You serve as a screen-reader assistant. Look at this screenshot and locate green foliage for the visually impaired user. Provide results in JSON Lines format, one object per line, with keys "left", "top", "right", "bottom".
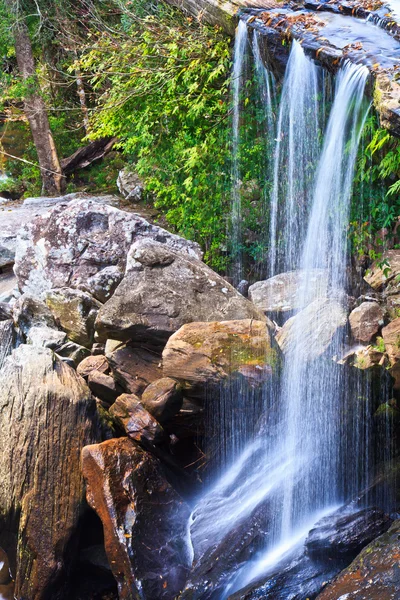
{"left": 76, "top": 1, "right": 232, "bottom": 269}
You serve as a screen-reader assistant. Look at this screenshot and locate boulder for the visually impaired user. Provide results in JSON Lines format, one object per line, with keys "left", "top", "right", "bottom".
{"left": 276, "top": 298, "right": 347, "bottom": 359}
{"left": 109, "top": 394, "right": 164, "bottom": 444}
{"left": 162, "top": 319, "right": 279, "bottom": 398}
{"left": 88, "top": 371, "right": 121, "bottom": 405}
{"left": 382, "top": 317, "right": 400, "bottom": 389}
{"left": 95, "top": 239, "right": 265, "bottom": 345}
{"left": 0, "top": 303, "right": 12, "bottom": 321}
{"left": 0, "top": 320, "right": 15, "bottom": 368}
{"left": 141, "top": 378, "right": 183, "bottom": 423}
{"left": 305, "top": 507, "right": 392, "bottom": 562}
{"left": 77, "top": 355, "right": 109, "bottom": 379}
{"left": 46, "top": 288, "right": 101, "bottom": 348}
{"left": 26, "top": 325, "right": 67, "bottom": 349}
{"left": 316, "top": 519, "right": 400, "bottom": 599}
{"left": 364, "top": 250, "right": 400, "bottom": 291}
{"left": 14, "top": 198, "right": 202, "bottom": 297}
{"left": 81, "top": 437, "right": 192, "bottom": 600}
{"left": 55, "top": 341, "right": 90, "bottom": 367}
{"left": 106, "top": 342, "right": 162, "bottom": 395}
{"left": 248, "top": 269, "right": 328, "bottom": 314}
{"left": 13, "top": 294, "right": 56, "bottom": 336}
{"left": 349, "top": 301, "right": 385, "bottom": 343}
{"left": 0, "top": 345, "right": 99, "bottom": 599}
{"left": 349, "top": 345, "right": 388, "bottom": 370}
{"left": 116, "top": 168, "right": 144, "bottom": 202}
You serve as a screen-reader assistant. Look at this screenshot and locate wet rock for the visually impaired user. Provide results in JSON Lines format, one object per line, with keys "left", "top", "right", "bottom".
{"left": 95, "top": 239, "right": 264, "bottom": 345}
{"left": 348, "top": 345, "right": 387, "bottom": 370}
{"left": 81, "top": 437, "right": 192, "bottom": 600}
{"left": 364, "top": 249, "right": 400, "bottom": 291}
{"left": 109, "top": 394, "right": 164, "bottom": 444}
{"left": 0, "top": 345, "right": 99, "bottom": 599}
{"left": 13, "top": 293, "right": 56, "bottom": 336}
{"left": 0, "top": 320, "right": 15, "bottom": 367}
{"left": 14, "top": 197, "right": 202, "bottom": 297}
{"left": 77, "top": 355, "right": 109, "bottom": 379}
{"left": 88, "top": 371, "right": 120, "bottom": 405}
{"left": 46, "top": 288, "right": 101, "bottom": 348}
{"left": 163, "top": 319, "right": 279, "bottom": 399}
{"left": 276, "top": 297, "right": 347, "bottom": 359}
{"left": 316, "top": 519, "right": 400, "bottom": 599}
{"left": 26, "top": 325, "right": 67, "bottom": 349}
{"left": 349, "top": 301, "right": 385, "bottom": 343}
{"left": 0, "top": 548, "right": 10, "bottom": 584}
{"left": 306, "top": 507, "right": 392, "bottom": 562}
{"left": 249, "top": 269, "right": 328, "bottom": 314}
{"left": 56, "top": 341, "right": 91, "bottom": 367}
{"left": 237, "top": 280, "right": 250, "bottom": 297}
{"left": 382, "top": 317, "right": 400, "bottom": 389}
{"left": 116, "top": 168, "right": 144, "bottom": 202}
{"left": 164, "top": 398, "right": 204, "bottom": 439}
{"left": 141, "top": 378, "right": 183, "bottom": 423}
{"left": 106, "top": 342, "right": 162, "bottom": 396}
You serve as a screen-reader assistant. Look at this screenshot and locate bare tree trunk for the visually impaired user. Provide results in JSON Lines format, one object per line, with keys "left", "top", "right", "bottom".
{"left": 8, "top": 6, "right": 65, "bottom": 195}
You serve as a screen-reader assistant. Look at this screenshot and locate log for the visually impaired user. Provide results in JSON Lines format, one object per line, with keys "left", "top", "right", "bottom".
{"left": 61, "top": 136, "right": 118, "bottom": 176}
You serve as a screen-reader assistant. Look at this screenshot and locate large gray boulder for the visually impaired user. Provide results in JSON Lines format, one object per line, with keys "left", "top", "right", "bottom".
{"left": 0, "top": 345, "right": 99, "bottom": 600}
{"left": 14, "top": 198, "right": 202, "bottom": 299}
{"left": 95, "top": 238, "right": 265, "bottom": 345}
{"left": 248, "top": 269, "right": 328, "bottom": 314}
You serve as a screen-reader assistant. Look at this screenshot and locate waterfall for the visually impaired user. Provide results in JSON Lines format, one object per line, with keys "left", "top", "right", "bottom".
{"left": 187, "top": 31, "right": 373, "bottom": 599}
{"left": 231, "top": 20, "right": 248, "bottom": 284}
{"left": 268, "top": 40, "right": 321, "bottom": 277}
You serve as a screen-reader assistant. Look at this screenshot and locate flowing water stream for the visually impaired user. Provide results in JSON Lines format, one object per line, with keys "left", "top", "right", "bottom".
{"left": 189, "top": 22, "right": 378, "bottom": 599}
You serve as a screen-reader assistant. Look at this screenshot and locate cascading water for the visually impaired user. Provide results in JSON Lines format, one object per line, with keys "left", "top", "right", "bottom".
{"left": 268, "top": 39, "right": 321, "bottom": 277}
{"left": 186, "top": 30, "right": 377, "bottom": 598}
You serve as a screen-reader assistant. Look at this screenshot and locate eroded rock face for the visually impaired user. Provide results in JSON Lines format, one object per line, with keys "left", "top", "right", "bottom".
{"left": 0, "top": 320, "right": 15, "bottom": 367}
{"left": 141, "top": 378, "right": 183, "bottom": 423}
{"left": 95, "top": 239, "right": 264, "bottom": 344}
{"left": 46, "top": 288, "right": 101, "bottom": 348}
{"left": 0, "top": 345, "right": 98, "bottom": 600}
{"left": 382, "top": 317, "right": 400, "bottom": 389}
{"left": 276, "top": 298, "right": 347, "bottom": 359}
{"left": 163, "top": 319, "right": 279, "bottom": 398}
{"left": 81, "top": 437, "right": 192, "bottom": 600}
{"left": 14, "top": 198, "right": 202, "bottom": 298}
{"left": 109, "top": 394, "right": 165, "bottom": 444}
{"left": 316, "top": 519, "right": 400, "bottom": 600}
{"left": 248, "top": 269, "right": 328, "bottom": 315}
{"left": 349, "top": 301, "right": 385, "bottom": 343}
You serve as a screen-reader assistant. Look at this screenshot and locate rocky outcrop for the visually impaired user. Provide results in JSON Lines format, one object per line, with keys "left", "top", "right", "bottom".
{"left": 116, "top": 169, "right": 144, "bottom": 202}
{"left": 0, "top": 345, "right": 99, "bottom": 600}
{"left": 276, "top": 298, "right": 347, "bottom": 359}
{"left": 163, "top": 319, "right": 279, "bottom": 398}
{"left": 141, "top": 378, "right": 183, "bottom": 423}
{"left": 382, "top": 317, "right": 400, "bottom": 389}
{"left": 364, "top": 250, "right": 400, "bottom": 291}
{"left": 316, "top": 519, "right": 400, "bottom": 599}
{"left": 349, "top": 301, "right": 385, "bottom": 343}
{"left": 106, "top": 341, "right": 162, "bottom": 395}
{"left": 248, "top": 269, "right": 328, "bottom": 315}
{"left": 109, "top": 394, "right": 165, "bottom": 444}
{"left": 14, "top": 198, "right": 202, "bottom": 298}
{"left": 95, "top": 239, "right": 265, "bottom": 345}
{"left": 81, "top": 437, "right": 192, "bottom": 600}
{"left": 46, "top": 288, "right": 101, "bottom": 348}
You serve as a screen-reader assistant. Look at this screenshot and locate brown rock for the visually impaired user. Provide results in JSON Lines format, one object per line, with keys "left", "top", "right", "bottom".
{"left": 316, "top": 519, "right": 400, "bottom": 600}
{"left": 109, "top": 394, "right": 164, "bottom": 444}
{"left": 162, "top": 319, "right": 279, "bottom": 398}
{"left": 350, "top": 345, "right": 388, "bottom": 370}
{"left": 95, "top": 238, "right": 265, "bottom": 345}
{"left": 276, "top": 298, "right": 347, "bottom": 360}
{"left": 0, "top": 548, "right": 10, "bottom": 584}
{"left": 88, "top": 371, "right": 120, "bottom": 405}
{"left": 46, "top": 288, "right": 101, "bottom": 348}
{"left": 77, "top": 354, "right": 109, "bottom": 379}
{"left": 81, "top": 437, "right": 191, "bottom": 600}
{"left": 0, "top": 345, "right": 98, "bottom": 600}
{"left": 349, "top": 301, "right": 385, "bottom": 343}
{"left": 382, "top": 317, "right": 400, "bottom": 389}
{"left": 141, "top": 378, "right": 183, "bottom": 423}
{"left": 106, "top": 342, "right": 162, "bottom": 395}
{"left": 364, "top": 249, "right": 400, "bottom": 291}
